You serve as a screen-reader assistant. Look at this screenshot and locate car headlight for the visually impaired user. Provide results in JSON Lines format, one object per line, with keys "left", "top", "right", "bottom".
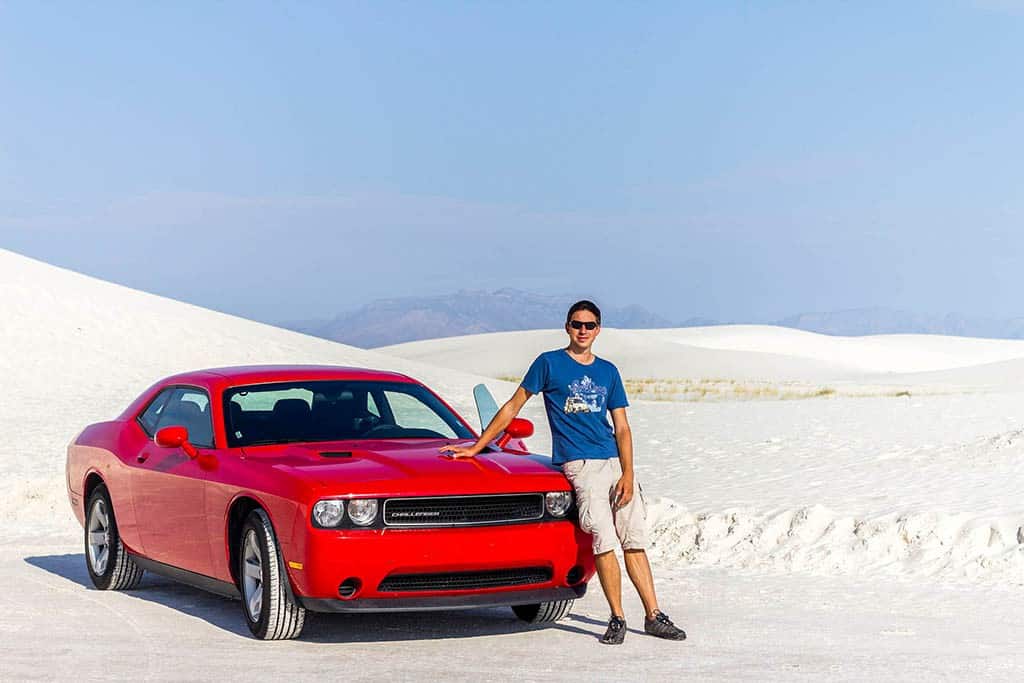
{"left": 312, "top": 500, "right": 345, "bottom": 528}
{"left": 545, "top": 491, "right": 572, "bottom": 518}
{"left": 347, "top": 499, "right": 379, "bottom": 526}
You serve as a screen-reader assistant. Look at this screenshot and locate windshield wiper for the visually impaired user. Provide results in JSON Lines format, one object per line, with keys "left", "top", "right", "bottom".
{"left": 243, "top": 437, "right": 310, "bottom": 446}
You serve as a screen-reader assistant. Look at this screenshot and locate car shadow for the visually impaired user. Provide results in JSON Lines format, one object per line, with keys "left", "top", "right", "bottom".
{"left": 24, "top": 553, "right": 603, "bottom": 643}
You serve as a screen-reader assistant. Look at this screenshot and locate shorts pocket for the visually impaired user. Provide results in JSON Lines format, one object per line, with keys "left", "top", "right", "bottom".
{"left": 562, "top": 459, "right": 587, "bottom": 479}
{"left": 578, "top": 504, "right": 594, "bottom": 534}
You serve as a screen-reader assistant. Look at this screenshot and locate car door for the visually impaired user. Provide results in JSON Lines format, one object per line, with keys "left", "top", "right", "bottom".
{"left": 132, "top": 386, "right": 214, "bottom": 576}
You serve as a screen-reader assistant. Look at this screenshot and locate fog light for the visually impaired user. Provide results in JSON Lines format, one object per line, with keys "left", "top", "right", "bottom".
{"left": 566, "top": 565, "right": 584, "bottom": 585}
{"left": 338, "top": 577, "right": 361, "bottom": 598}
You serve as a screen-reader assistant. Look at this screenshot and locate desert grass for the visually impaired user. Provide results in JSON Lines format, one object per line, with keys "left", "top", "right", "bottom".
{"left": 495, "top": 376, "right": 932, "bottom": 402}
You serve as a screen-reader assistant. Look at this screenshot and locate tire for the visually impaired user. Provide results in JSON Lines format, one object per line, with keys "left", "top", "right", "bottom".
{"left": 239, "top": 509, "right": 306, "bottom": 640}
{"left": 85, "top": 484, "right": 144, "bottom": 591}
{"left": 512, "top": 599, "right": 574, "bottom": 623}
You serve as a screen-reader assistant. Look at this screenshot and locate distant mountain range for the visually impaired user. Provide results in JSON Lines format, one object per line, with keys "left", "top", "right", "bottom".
{"left": 776, "top": 308, "right": 1024, "bottom": 339}
{"left": 280, "top": 289, "right": 710, "bottom": 348}
{"left": 279, "top": 294, "right": 1024, "bottom": 348}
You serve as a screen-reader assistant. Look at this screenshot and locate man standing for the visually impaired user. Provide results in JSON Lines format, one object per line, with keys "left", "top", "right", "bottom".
{"left": 443, "top": 300, "right": 686, "bottom": 644}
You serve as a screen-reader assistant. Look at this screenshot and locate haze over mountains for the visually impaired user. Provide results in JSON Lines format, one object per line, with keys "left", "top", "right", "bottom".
{"left": 281, "top": 289, "right": 701, "bottom": 348}
{"left": 778, "top": 308, "right": 1024, "bottom": 339}
{"left": 281, "top": 290, "right": 1024, "bottom": 348}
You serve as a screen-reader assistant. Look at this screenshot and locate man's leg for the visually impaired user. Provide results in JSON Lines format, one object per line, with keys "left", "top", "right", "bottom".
{"left": 611, "top": 461, "right": 658, "bottom": 615}
{"left": 563, "top": 459, "right": 628, "bottom": 643}
{"left": 593, "top": 549, "right": 624, "bottom": 617}
{"left": 623, "top": 549, "right": 658, "bottom": 618}
{"left": 609, "top": 463, "right": 684, "bottom": 640}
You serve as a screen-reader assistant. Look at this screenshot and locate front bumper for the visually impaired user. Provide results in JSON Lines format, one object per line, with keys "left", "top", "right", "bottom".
{"left": 301, "top": 585, "right": 586, "bottom": 613}
{"left": 284, "top": 519, "right": 595, "bottom": 607}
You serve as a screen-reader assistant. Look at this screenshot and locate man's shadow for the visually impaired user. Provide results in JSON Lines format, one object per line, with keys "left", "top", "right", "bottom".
{"left": 25, "top": 554, "right": 602, "bottom": 642}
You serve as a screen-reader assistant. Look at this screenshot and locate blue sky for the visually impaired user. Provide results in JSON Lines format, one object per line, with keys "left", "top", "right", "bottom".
{"left": 3, "top": 2, "right": 1024, "bottom": 323}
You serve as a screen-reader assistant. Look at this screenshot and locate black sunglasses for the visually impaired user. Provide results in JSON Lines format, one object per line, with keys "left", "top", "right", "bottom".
{"left": 569, "top": 320, "right": 599, "bottom": 330}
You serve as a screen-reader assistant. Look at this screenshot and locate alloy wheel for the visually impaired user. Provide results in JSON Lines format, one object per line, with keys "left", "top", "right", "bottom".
{"left": 87, "top": 498, "right": 110, "bottom": 575}
{"left": 242, "top": 529, "right": 263, "bottom": 621}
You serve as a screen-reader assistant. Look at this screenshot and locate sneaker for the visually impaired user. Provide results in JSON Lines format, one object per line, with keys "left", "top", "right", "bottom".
{"left": 644, "top": 611, "right": 686, "bottom": 640}
{"left": 600, "top": 615, "right": 626, "bottom": 645}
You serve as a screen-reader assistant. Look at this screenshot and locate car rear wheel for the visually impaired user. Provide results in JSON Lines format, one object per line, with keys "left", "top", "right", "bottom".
{"left": 512, "top": 599, "right": 574, "bottom": 623}
{"left": 239, "top": 509, "right": 306, "bottom": 640}
{"left": 85, "top": 484, "right": 144, "bottom": 590}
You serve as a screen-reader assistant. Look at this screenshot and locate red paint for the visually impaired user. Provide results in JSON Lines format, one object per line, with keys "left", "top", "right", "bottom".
{"left": 154, "top": 426, "right": 199, "bottom": 458}
{"left": 497, "top": 417, "right": 534, "bottom": 448}
{"left": 66, "top": 365, "right": 595, "bottom": 604}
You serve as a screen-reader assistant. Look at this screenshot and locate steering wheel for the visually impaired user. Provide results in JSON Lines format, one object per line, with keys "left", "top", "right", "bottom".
{"left": 361, "top": 421, "right": 397, "bottom": 437}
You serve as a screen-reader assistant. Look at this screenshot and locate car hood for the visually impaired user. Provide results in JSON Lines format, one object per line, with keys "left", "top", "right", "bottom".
{"left": 240, "top": 438, "right": 568, "bottom": 497}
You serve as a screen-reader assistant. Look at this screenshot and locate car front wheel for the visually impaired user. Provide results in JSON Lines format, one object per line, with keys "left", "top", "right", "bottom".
{"left": 239, "top": 509, "right": 306, "bottom": 640}
{"left": 85, "top": 484, "right": 143, "bottom": 591}
{"left": 512, "top": 599, "right": 574, "bottom": 623}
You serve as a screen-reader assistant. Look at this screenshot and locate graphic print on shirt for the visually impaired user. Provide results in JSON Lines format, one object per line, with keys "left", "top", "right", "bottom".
{"left": 563, "top": 375, "right": 608, "bottom": 414}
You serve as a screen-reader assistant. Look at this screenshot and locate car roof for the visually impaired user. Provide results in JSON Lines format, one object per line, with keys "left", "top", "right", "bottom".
{"left": 162, "top": 365, "right": 417, "bottom": 387}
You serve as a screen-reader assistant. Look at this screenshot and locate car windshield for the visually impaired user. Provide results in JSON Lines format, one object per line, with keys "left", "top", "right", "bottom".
{"left": 222, "top": 380, "right": 474, "bottom": 447}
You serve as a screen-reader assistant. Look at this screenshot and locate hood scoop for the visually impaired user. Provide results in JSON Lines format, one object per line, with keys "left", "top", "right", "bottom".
{"left": 320, "top": 451, "right": 353, "bottom": 458}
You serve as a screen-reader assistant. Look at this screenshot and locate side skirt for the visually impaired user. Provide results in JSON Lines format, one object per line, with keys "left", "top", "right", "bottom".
{"left": 129, "top": 553, "right": 240, "bottom": 600}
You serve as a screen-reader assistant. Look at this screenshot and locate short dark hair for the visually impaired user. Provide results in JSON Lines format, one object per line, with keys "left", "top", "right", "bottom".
{"left": 566, "top": 300, "right": 601, "bottom": 325}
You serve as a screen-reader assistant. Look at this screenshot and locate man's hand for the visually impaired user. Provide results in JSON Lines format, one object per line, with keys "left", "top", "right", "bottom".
{"left": 440, "top": 443, "right": 480, "bottom": 459}
{"left": 438, "top": 387, "right": 533, "bottom": 460}
{"left": 613, "top": 473, "right": 634, "bottom": 509}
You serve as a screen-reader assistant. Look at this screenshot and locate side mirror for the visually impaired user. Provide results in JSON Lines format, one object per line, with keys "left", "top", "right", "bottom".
{"left": 154, "top": 425, "right": 199, "bottom": 459}
{"left": 496, "top": 418, "right": 534, "bottom": 448}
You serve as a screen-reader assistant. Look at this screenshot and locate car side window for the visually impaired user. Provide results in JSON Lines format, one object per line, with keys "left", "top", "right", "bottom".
{"left": 155, "top": 387, "right": 215, "bottom": 448}
{"left": 383, "top": 390, "right": 457, "bottom": 438}
{"left": 138, "top": 388, "right": 175, "bottom": 435}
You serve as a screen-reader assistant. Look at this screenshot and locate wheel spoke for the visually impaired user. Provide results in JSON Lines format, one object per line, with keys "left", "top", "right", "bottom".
{"left": 248, "top": 590, "right": 262, "bottom": 618}
{"left": 244, "top": 559, "right": 262, "bottom": 581}
{"left": 89, "top": 531, "right": 106, "bottom": 546}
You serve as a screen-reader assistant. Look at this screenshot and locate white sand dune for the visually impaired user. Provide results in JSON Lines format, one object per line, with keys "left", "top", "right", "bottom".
{"left": 0, "top": 248, "right": 536, "bottom": 533}
{"left": 380, "top": 329, "right": 863, "bottom": 383}
{"left": 6, "top": 245, "right": 1024, "bottom": 583}
{"left": 6, "top": 247, "right": 1024, "bottom": 677}
{"left": 661, "top": 324, "right": 1024, "bottom": 374}
{"left": 380, "top": 325, "right": 1024, "bottom": 384}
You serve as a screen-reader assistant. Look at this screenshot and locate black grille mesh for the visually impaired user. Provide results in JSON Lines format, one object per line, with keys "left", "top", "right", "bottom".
{"left": 383, "top": 494, "right": 544, "bottom": 526}
{"left": 378, "top": 567, "right": 552, "bottom": 593}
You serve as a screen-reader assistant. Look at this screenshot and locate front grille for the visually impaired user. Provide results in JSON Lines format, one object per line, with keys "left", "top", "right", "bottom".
{"left": 383, "top": 494, "right": 544, "bottom": 527}
{"left": 378, "top": 567, "right": 552, "bottom": 593}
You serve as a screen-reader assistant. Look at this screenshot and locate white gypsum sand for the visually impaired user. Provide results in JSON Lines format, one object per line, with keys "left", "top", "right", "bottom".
{"left": 386, "top": 328, "right": 1024, "bottom": 585}
{"left": 4, "top": 247, "right": 1024, "bottom": 679}
{"left": 0, "top": 248, "right": 546, "bottom": 536}
{"left": 379, "top": 325, "right": 1024, "bottom": 388}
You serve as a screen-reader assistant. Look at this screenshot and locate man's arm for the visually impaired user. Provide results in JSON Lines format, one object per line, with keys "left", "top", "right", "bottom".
{"left": 441, "top": 386, "right": 533, "bottom": 458}
{"left": 610, "top": 406, "right": 634, "bottom": 509}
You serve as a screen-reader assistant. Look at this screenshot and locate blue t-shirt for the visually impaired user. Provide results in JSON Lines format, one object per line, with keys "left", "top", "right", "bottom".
{"left": 520, "top": 349, "right": 629, "bottom": 465}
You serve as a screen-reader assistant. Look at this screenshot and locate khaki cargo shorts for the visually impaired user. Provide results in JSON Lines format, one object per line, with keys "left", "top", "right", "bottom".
{"left": 562, "top": 458, "right": 648, "bottom": 556}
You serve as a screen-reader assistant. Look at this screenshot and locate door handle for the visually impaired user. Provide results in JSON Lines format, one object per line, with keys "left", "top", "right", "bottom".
{"left": 137, "top": 452, "right": 150, "bottom": 463}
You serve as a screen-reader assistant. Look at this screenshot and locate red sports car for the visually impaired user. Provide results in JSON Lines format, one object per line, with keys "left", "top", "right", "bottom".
{"left": 66, "top": 365, "right": 594, "bottom": 639}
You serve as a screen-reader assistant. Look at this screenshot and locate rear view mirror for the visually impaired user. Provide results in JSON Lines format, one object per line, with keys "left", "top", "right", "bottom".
{"left": 154, "top": 425, "right": 199, "bottom": 459}
{"left": 497, "top": 418, "right": 534, "bottom": 448}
